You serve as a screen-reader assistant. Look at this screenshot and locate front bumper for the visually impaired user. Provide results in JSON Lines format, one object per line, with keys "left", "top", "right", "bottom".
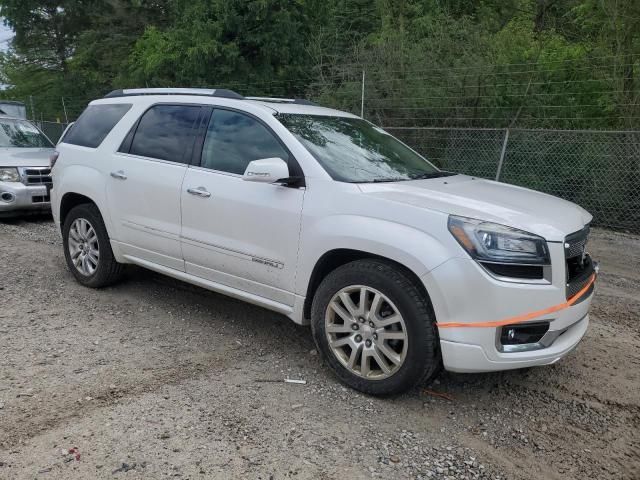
{"left": 0, "top": 181, "right": 51, "bottom": 217}
{"left": 422, "top": 249, "right": 594, "bottom": 373}
{"left": 439, "top": 314, "right": 589, "bottom": 372}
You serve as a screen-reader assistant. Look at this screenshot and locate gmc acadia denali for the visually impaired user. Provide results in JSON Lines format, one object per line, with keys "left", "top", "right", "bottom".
{"left": 51, "top": 88, "right": 597, "bottom": 395}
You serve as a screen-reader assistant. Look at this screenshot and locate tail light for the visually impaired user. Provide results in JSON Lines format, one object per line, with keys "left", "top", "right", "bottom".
{"left": 50, "top": 151, "right": 59, "bottom": 169}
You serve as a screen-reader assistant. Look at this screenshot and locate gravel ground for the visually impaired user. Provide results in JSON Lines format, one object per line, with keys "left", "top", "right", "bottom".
{"left": 0, "top": 216, "right": 638, "bottom": 480}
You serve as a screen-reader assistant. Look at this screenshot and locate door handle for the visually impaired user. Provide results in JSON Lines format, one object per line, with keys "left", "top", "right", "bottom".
{"left": 187, "top": 187, "right": 211, "bottom": 198}
{"left": 110, "top": 170, "right": 127, "bottom": 180}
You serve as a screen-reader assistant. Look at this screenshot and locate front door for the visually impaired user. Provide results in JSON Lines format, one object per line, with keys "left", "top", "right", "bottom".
{"left": 180, "top": 108, "right": 305, "bottom": 306}
{"left": 106, "top": 104, "right": 201, "bottom": 271}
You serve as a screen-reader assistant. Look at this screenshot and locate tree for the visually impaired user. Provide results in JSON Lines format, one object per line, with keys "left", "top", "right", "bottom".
{"left": 124, "top": 0, "right": 311, "bottom": 95}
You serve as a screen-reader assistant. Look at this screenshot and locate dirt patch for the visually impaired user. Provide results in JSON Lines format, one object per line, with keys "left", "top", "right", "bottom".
{"left": 0, "top": 219, "right": 638, "bottom": 479}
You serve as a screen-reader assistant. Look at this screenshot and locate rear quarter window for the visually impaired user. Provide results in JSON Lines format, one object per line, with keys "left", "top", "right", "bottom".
{"left": 63, "top": 104, "right": 132, "bottom": 148}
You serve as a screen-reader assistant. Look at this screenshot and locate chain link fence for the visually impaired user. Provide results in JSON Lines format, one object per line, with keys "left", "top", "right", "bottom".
{"left": 30, "top": 117, "right": 639, "bottom": 233}
{"left": 35, "top": 120, "right": 69, "bottom": 144}
{"left": 386, "top": 127, "right": 640, "bottom": 233}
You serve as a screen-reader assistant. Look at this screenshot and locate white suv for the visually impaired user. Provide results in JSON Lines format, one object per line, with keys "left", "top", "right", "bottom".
{"left": 51, "top": 88, "right": 597, "bottom": 395}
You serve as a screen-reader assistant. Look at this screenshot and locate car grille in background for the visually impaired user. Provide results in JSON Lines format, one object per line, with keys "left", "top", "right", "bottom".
{"left": 564, "top": 225, "right": 594, "bottom": 302}
{"left": 24, "top": 167, "right": 52, "bottom": 187}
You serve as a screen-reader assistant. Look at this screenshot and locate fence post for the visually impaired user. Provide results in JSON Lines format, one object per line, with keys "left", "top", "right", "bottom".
{"left": 360, "top": 69, "right": 365, "bottom": 118}
{"left": 29, "top": 95, "right": 35, "bottom": 121}
{"left": 495, "top": 128, "right": 510, "bottom": 181}
{"left": 61, "top": 97, "right": 69, "bottom": 123}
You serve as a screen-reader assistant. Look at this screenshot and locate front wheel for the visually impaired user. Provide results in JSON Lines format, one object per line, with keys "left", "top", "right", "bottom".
{"left": 62, "top": 203, "right": 124, "bottom": 288}
{"left": 311, "top": 259, "right": 440, "bottom": 395}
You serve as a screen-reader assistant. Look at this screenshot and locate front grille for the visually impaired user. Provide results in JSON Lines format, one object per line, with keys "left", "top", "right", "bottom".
{"left": 565, "top": 236, "right": 587, "bottom": 259}
{"left": 567, "top": 258, "right": 595, "bottom": 299}
{"left": 565, "top": 225, "right": 590, "bottom": 259}
{"left": 32, "top": 195, "right": 50, "bottom": 203}
{"left": 23, "top": 167, "right": 52, "bottom": 187}
{"left": 564, "top": 225, "right": 594, "bottom": 301}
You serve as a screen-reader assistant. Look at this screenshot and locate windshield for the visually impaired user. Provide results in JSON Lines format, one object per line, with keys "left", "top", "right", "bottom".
{"left": 0, "top": 119, "right": 53, "bottom": 148}
{"left": 277, "top": 114, "right": 446, "bottom": 183}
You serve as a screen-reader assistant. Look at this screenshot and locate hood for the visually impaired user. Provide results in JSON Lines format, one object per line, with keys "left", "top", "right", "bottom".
{"left": 358, "top": 175, "right": 592, "bottom": 241}
{"left": 0, "top": 147, "right": 54, "bottom": 168}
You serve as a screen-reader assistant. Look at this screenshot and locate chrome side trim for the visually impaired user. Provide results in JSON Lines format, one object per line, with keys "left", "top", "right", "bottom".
{"left": 121, "top": 220, "right": 181, "bottom": 241}
{"left": 181, "top": 235, "right": 284, "bottom": 269}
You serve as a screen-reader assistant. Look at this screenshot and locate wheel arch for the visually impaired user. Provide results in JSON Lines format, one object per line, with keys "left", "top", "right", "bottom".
{"left": 303, "top": 248, "right": 434, "bottom": 322}
{"left": 59, "top": 192, "right": 98, "bottom": 227}
{"left": 298, "top": 215, "right": 454, "bottom": 322}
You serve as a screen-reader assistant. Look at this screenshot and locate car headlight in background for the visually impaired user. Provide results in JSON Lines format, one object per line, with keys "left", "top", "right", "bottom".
{"left": 448, "top": 215, "right": 550, "bottom": 267}
{"left": 0, "top": 167, "right": 20, "bottom": 182}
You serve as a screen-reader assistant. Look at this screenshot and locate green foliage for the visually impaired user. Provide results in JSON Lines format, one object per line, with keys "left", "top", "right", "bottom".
{"left": 0, "top": 0, "right": 637, "bottom": 128}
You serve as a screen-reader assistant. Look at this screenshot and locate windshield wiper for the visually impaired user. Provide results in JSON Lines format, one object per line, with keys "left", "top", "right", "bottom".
{"left": 357, "top": 171, "right": 455, "bottom": 183}
{"left": 410, "top": 171, "right": 456, "bottom": 180}
{"left": 370, "top": 177, "right": 409, "bottom": 183}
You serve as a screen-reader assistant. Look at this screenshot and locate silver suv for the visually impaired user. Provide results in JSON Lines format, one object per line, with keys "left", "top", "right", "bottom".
{"left": 0, "top": 116, "right": 55, "bottom": 217}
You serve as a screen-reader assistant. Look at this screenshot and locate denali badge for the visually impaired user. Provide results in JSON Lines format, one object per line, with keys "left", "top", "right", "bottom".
{"left": 252, "top": 257, "right": 284, "bottom": 269}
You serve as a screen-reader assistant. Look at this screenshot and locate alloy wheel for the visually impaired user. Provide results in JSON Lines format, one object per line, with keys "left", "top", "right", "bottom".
{"left": 68, "top": 218, "right": 100, "bottom": 276}
{"left": 325, "top": 285, "right": 408, "bottom": 380}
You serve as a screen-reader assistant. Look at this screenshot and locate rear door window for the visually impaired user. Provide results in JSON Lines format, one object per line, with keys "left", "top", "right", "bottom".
{"left": 129, "top": 105, "right": 200, "bottom": 163}
{"left": 63, "top": 104, "right": 132, "bottom": 148}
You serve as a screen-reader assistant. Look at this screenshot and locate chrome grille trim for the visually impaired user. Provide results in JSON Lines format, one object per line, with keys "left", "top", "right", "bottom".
{"left": 22, "top": 167, "right": 52, "bottom": 186}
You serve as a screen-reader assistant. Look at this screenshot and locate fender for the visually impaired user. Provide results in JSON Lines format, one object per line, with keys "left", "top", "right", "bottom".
{"left": 53, "top": 164, "right": 126, "bottom": 263}
{"left": 295, "top": 214, "right": 454, "bottom": 297}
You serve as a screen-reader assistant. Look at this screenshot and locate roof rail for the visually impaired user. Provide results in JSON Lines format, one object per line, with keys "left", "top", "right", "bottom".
{"left": 102, "top": 89, "right": 319, "bottom": 106}
{"left": 104, "top": 88, "right": 243, "bottom": 99}
{"left": 245, "top": 96, "right": 318, "bottom": 106}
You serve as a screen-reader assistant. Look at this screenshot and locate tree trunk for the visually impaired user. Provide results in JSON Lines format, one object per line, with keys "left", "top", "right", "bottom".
{"left": 533, "top": 0, "right": 555, "bottom": 33}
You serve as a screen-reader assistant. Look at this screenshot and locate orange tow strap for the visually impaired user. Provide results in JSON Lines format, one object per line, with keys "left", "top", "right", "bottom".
{"left": 436, "top": 273, "right": 596, "bottom": 329}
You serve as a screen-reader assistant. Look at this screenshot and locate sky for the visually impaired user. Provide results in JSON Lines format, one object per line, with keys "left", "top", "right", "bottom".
{"left": 0, "top": 19, "right": 14, "bottom": 52}
{"left": 0, "top": 19, "right": 12, "bottom": 89}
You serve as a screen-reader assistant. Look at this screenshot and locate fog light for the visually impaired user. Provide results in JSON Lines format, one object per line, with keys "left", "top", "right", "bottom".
{"left": 500, "top": 322, "right": 549, "bottom": 345}
{"left": 1, "top": 192, "right": 15, "bottom": 202}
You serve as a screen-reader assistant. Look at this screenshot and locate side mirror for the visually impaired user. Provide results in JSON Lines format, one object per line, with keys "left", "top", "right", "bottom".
{"left": 242, "top": 158, "right": 290, "bottom": 184}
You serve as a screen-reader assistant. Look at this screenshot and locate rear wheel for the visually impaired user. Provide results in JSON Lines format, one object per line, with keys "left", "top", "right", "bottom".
{"left": 62, "top": 203, "right": 124, "bottom": 288}
{"left": 311, "top": 259, "right": 440, "bottom": 395}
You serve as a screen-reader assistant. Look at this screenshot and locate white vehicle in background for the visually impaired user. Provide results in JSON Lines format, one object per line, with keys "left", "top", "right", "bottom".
{"left": 50, "top": 88, "right": 597, "bottom": 395}
{"left": 0, "top": 116, "right": 55, "bottom": 217}
{"left": 0, "top": 101, "right": 27, "bottom": 120}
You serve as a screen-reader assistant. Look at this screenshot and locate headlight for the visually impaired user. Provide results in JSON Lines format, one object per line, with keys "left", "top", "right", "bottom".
{"left": 0, "top": 167, "right": 20, "bottom": 182}
{"left": 448, "top": 215, "right": 550, "bottom": 265}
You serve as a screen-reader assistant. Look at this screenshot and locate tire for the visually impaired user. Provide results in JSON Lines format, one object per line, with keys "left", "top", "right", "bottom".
{"left": 311, "top": 259, "right": 440, "bottom": 396}
{"left": 62, "top": 203, "right": 124, "bottom": 288}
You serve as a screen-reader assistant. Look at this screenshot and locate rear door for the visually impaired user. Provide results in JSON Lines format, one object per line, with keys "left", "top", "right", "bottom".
{"left": 106, "top": 104, "right": 201, "bottom": 271}
{"left": 180, "top": 108, "right": 305, "bottom": 305}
